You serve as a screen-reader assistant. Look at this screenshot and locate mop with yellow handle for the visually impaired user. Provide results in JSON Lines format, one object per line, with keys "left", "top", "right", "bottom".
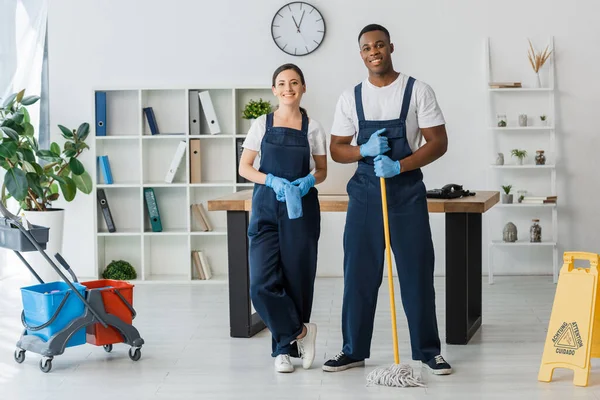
{"left": 365, "top": 177, "right": 426, "bottom": 388}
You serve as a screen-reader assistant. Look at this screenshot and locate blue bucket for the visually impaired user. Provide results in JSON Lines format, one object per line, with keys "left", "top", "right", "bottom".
{"left": 21, "top": 281, "right": 87, "bottom": 347}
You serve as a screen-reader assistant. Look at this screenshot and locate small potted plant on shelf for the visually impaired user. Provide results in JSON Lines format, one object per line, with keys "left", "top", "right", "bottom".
{"left": 501, "top": 185, "right": 513, "bottom": 204}
{"left": 102, "top": 260, "right": 137, "bottom": 281}
{"left": 540, "top": 115, "right": 547, "bottom": 126}
{"left": 242, "top": 98, "right": 272, "bottom": 120}
{"left": 511, "top": 149, "right": 528, "bottom": 165}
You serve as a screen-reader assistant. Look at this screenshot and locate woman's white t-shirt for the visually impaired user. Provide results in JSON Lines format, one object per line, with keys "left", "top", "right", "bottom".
{"left": 242, "top": 114, "right": 327, "bottom": 172}
{"left": 330, "top": 73, "right": 446, "bottom": 153}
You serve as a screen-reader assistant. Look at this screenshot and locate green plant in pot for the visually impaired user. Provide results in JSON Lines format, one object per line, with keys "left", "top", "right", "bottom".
{"left": 511, "top": 149, "right": 527, "bottom": 165}
{"left": 241, "top": 98, "right": 272, "bottom": 120}
{"left": 501, "top": 184, "right": 513, "bottom": 204}
{"left": 0, "top": 89, "right": 92, "bottom": 281}
{"left": 102, "top": 260, "right": 137, "bottom": 281}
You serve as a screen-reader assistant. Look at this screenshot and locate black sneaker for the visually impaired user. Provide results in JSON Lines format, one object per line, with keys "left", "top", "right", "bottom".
{"left": 423, "top": 355, "right": 452, "bottom": 375}
{"left": 322, "top": 351, "right": 365, "bottom": 372}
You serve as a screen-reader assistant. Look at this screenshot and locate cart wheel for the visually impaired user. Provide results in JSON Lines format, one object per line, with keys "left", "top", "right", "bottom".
{"left": 103, "top": 344, "right": 113, "bottom": 353}
{"left": 14, "top": 349, "right": 25, "bottom": 364}
{"left": 39, "top": 358, "right": 52, "bottom": 373}
{"left": 128, "top": 347, "right": 141, "bottom": 361}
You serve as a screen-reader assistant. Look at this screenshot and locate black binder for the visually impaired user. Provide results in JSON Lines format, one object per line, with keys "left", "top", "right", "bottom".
{"left": 97, "top": 189, "right": 116, "bottom": 232}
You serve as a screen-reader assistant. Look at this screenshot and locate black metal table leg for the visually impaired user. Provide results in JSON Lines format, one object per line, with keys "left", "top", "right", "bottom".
{"left": 445, "top": 212, "right": 482, "bottom": 344}
{"left": 227, "top": 210, "right": 266, "bottom": 338}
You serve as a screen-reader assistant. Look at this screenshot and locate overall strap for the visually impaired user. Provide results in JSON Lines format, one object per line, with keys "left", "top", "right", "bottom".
{"left": 399, "top": 76, "right": 416, "bottom": 122}
{"left": 301, "top": 111, "right": 309, "bottom": 133}
{"left": 354, "top": 83, "right": 366, "bottom": 122}
{"left": 266, "top": 112, "right": 274, "bottom": 128}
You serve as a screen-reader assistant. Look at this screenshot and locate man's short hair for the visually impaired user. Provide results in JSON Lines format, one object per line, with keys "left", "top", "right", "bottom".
{"left": 358, "top": 24, "right": 391, "bottom": 43}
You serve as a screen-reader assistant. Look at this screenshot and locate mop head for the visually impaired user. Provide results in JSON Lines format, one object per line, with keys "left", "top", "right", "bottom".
{"left": 366, "top": 363, "right": 426, "bottom": 388}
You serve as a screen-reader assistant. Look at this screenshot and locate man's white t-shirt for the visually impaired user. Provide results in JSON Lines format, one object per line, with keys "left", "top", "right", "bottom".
{"left": 242, "top": 114, "right": 327, "bottom": 172}
{"left": 331, "top": 73, "right": 445, "bottom": 152}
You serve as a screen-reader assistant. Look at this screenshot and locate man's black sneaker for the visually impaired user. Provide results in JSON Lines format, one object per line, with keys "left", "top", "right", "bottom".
{"left": 322, "top": 351, "right": 365, "bottom": 372}
{"left": 423, "top": 355, "right": 452, "bottom": 375}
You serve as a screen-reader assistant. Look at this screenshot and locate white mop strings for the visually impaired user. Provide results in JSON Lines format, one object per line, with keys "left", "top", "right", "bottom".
{"left": 366, "top": 363, "right": 426, "bottom": 388}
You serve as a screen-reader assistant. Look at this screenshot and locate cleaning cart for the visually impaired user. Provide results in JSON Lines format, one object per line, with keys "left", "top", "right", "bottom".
{"left": 0, "top": 202, "right": 144, "bottom": 373}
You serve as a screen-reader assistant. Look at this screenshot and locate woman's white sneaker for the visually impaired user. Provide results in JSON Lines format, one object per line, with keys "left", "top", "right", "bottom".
{"left": 275, "top": 354, "right": 294, "bottom": 373}
{"left": 296, "top": 323, "right": 317, "bottom": 369}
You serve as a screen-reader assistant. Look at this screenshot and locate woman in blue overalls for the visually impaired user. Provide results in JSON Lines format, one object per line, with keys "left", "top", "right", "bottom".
{"left": 238, "top": 64, "right": 327, "bottom": 373}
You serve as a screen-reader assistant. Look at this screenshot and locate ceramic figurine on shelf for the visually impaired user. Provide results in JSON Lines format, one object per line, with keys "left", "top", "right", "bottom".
{"left": 503, "top": 222, "right": 518, "bottom": 242}
{"left": 535, "top": 150, "right": 546, "bottom": 165}
{"left": 496, "top": 152, "right": 504, "bottom": 165}
{"left": 518, "top": 114, "right": 527, "bottom": 127}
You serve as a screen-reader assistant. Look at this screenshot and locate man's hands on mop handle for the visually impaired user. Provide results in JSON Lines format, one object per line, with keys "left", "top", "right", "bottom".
{"left": 360, "top": 129, "right": 402, "bottom": 178}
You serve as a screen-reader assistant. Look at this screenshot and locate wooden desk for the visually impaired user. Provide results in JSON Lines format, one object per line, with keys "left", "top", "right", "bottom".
{"left": 208, "top": 190, "right": 499, "bottom": 345}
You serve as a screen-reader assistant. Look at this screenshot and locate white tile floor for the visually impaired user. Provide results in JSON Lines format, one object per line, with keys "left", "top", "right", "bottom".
{"left": 1, "top": 274, "right": 599, "bottom": 399}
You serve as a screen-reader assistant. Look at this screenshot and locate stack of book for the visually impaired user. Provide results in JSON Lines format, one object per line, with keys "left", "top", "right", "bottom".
{"left": 521, "top": 195, "right": 557, "bottom": 204}
{"left": 489, "top": 82, "right": 522, "bottom": 89}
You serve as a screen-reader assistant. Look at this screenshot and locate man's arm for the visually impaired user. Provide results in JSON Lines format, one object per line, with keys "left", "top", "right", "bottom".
{"left": 330, "top": 134, "right": 362, "bottom": 164}
{"left": 399, "top": 124, "right": 448, "bottom": 173}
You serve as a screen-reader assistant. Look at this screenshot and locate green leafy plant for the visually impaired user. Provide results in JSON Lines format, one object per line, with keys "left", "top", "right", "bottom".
{"left": 0, "top": 89, "right": 92, "bottom": 211}
{"left": 540, "top": 115, "right": 546, "bottom": 121}
{"left": 102, "top": 260, "right": 137, "bottom": 280}
{"left": 502, "top": 185, "right": 512, "bottom": 195}
{"left": 511, "top": 149, "right": 527, "bottom": 160}
{"left": 241, "top": 98, "right": 272, "bottom": 119}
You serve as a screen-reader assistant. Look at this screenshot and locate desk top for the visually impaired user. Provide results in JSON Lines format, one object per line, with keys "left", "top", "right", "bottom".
{"left": 208, "top": 189, "right": 499, "bottom": 214}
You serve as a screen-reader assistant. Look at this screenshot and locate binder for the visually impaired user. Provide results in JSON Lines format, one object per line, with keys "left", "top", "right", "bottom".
{"left": 165, "top": 140, "right": 187, "bottom": 183}
{"left": 189, "top": 90, "right": 200, "bottom": 135}
{"left": 143, "top": 107, "right": 160, "bottom": 135}
{"left": 95, "top": 91, "right": 106, "bottom": 136}
{"left": 198, "top": 91, "right": 221, "bottom": 134}
{"left": 98, "top": 155, "right": 113, "bottom": 184}
{"left": 97, "top": 189, "right": 116, "bottom": 232}
{"left": 235, "top": 138, "right": 248, "bottom": 183}
{"left": 190, "top": 139, "right": 201, "bottom": 183}
{"left": 143, "top": 188, "right": 162, "bottom": 232}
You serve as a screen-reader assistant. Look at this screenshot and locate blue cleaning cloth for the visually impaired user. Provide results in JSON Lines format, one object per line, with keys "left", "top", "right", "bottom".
{"left": 284, "top": 184, "right": 303, "bottom": 219}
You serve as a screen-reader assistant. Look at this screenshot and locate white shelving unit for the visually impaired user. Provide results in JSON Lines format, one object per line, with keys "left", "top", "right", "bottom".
{"left": 484, "top": 37, "right": 559, "bottom": 284}
{"left": 91, "top": 85, "right": 273, "bottom": 284}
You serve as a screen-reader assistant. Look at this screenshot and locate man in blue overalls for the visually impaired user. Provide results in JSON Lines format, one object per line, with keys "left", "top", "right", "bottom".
{"left": 323, "top": 24, "right": 452, "bottom": 375}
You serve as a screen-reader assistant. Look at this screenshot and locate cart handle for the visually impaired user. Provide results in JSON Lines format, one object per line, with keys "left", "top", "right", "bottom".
{"left": 113, "top": 289, "right": 137, "bottom": 319}
{"left": 21, "top": 291, "right": 71, "bottom": 331}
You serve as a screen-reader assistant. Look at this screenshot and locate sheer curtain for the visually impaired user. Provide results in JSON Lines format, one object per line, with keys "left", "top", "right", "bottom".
{"left": 0, "top": 0, "right": 49, "bottom": 279}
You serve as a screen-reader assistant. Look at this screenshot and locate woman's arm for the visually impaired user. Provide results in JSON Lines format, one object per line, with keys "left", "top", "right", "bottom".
{"left": 238, "top": 149, "right": 267, "bottom": 184}
{"left": 312, "top": 155, "right": 327, "bottom": 184}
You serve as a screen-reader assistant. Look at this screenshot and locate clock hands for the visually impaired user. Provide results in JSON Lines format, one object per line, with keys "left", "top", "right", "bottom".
{"left": 292, "top": 10, "right": 306, "bottom": 33}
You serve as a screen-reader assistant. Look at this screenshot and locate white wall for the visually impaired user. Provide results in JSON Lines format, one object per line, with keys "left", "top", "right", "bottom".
{"left": 47, "top": 0, "right": 600, "bottom": 279}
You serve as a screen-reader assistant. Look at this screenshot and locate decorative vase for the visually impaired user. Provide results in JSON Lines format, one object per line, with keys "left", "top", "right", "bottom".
{"left": 530, "top": 219, "right": 542, "bottom": 243}
{"left": 516, "top": 158, "right": 524, "bottom": 165}
{"left": 501, "top": 194, "right": 513, "bottom": 204}
{"left": 496, "top": 153, "right": 504, "bottom": 165}
{"left": 518, "top": 114, "right": 527, "bottom": 127}
{"left": 535, "top": 150, "right": 546, "bottom": 165}
{"left": 22, "top": 209, "right": 65, "bottom": 283}
{"left": 497, "top": 114, "right": 507, "bottom": 127}
{"left": 503, "top": 222, "right": 518, "bottom": 242}
{"left": 535, "top": 72, "right": 542, "bottom": 88}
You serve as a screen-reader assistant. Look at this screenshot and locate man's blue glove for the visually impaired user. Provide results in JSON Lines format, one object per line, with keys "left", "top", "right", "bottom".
{"left": 265, "top": 173, "right": 290, "bottom": 202}
{"left": 359, "top": 128, "right": 390, "bottom": 157}
{"left": 291, "top": 174, "right": 316, "bottom": 197}
{"left": 374, "top": 155, "right": 401, "bottom": 178}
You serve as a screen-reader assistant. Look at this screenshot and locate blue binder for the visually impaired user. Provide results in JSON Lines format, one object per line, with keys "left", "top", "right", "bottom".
{"left": 98, "top": 155, "right": 113, "bottom": 184}
{"left": 144, "top": 188, "right": 162, "bottom": 232}
{"left": 95, "top": 91, "right": 106, "bottom": 136}
{"left": 143, "top": 107, "right": 160, "bottom": 135}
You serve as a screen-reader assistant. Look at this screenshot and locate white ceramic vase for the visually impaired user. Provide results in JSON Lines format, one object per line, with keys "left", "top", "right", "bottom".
{"left": 22, "top": 209, "right": 65, "bottom": 284}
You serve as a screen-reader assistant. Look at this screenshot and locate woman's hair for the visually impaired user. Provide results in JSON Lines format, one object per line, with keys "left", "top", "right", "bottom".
{"left": 271, "top": 63, "right": 308, "bottom": 116}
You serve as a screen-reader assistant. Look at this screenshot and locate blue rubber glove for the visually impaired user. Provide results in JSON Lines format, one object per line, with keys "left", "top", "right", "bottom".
{"left": 265, "top": 173, "right": 290, "bottom": 201}
{"left": 359, "top": 128, "right": 390, "bottom": 157}
{"left": 374, "top": 155, "right": 401, "bottom": 178}
{"left": 291, "top": 174, "right": 316, "bottom": 197}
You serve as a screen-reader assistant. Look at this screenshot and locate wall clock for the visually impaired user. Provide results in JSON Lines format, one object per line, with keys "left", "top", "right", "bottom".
{"left": 271, "top": 2, "right": 326, "bottom": 56}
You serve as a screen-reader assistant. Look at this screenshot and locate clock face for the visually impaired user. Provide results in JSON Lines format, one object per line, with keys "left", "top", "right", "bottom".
{"left": 271, "top": 2, "right": 326, "bottom": 56}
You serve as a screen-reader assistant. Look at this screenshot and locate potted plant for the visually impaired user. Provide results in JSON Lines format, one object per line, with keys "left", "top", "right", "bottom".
{"left": 540, "top": 115, "right": 547, "bottom": 126}
{"left": 527, "top": 38, "right": 552, "bottom": 88}
{"left": 511, "top": 149, "right": 528, "bottom": 165}
{"left": 501, "top": 185, "right": 513, "bottom": 204}
{"left": 0, "top": 89, "right": 92, "bottom": 281}
{"left": 102, "top": 260, "right": 137, "bottom": 281}
{"left": 241, "top": 98, "right": 272, "bottom": 120}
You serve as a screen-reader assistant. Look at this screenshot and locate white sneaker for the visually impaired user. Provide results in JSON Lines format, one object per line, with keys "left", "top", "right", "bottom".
{"left": 275, "top": 354, "right": 294, "bottom": 373}
{"left": 296, "top": 323, "right": 317, "bottom": 369}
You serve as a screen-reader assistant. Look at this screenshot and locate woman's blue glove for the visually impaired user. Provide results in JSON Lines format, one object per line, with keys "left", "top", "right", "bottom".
{"left": 359, "top": 128, "right": 389, "bottom": 157}
{"left": 374, "top": 155, "right": 401, "bottom": 178}
{"left": 265, "top": 173, "right": 290, "bottom": 201}
{"left": 290, "top": 174, "right": 316, "bottom": 197}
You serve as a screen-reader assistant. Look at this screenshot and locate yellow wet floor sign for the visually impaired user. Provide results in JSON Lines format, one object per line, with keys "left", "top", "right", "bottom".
{"left": 538, "top": 252, "right": 600, "bottom": 387}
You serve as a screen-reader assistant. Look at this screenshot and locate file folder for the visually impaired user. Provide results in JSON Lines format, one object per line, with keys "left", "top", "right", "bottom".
{"left": 165, "top": 140, "right": 187, "bottom": 183}
{"left": 143, "top": 107, "right": 160, "bottom": 135}
{"left": 97, "top": 189, "right": 116, "bottom": 232}
{"left": 189, "top": 90, "right": 200, "bottom": 135}
{"left": 144, "top": 188, "right": 162, "bottom": 232}
{"left": 235, "top": 138, "right": 248, "bottom": 183}
{"left": 190, "top": 139, "right": 201, "bottom": 183}
{"left": 95, "top": 91, "right": 106, "bottom": 136}
{"left": 98, "top": 155, "right": 113, "bottom": 184}
{"left": 198, "top": 91, "right": 221, "bottom": 134}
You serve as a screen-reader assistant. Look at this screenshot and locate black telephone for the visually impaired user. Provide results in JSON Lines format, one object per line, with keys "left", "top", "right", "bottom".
{"left": 426, "top": 183, "right": 475, "bottom": 199}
